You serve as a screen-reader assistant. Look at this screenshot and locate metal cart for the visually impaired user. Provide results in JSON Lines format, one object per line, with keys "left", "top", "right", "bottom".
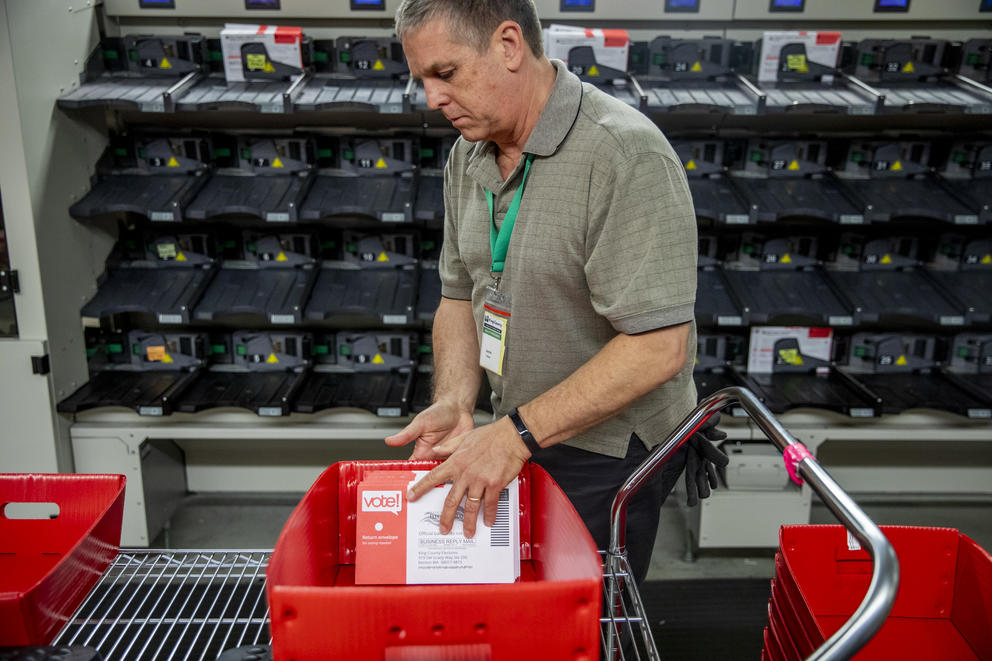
{"left": 50, "top": 387, "right": 899, "bottom": 661}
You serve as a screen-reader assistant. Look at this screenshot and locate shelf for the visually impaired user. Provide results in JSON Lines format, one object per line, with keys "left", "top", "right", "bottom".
{"left": 732, "top": 177, "right": 865, "bottom": 224}
{"left": 694, "top": 370, "right": 748, "bottom": 400}
{"left": 827, "top": 270, "right": 966, "bottom": 327}
{"left": 57, "top": 75, "right": 199, "bottom": 113}
{"left": 849, "top": 371, "right": 992, "bottom": 418}
{"left": 174, "top": 75, "right": 299, "bottom": 114}
{"left": 186, "top": 173, "right": 313, "bottom": 223}
{"left": 945, "top": 178, "right": 992, "bottom": 224}
{"left": 417, "top": 264, "right": 441, "bottom": 323}
{"left": 688, "top": 178, "right": 754, "bottom": 225}
{"left": 414, "top": 172, "right": 444, "bottom": 229}
{"left": 724, "top": 270, "right": 854, "bottom": 326}
{"left": 640, "top": 80, "right": 760, "bottom": 115}
{"left": 69, "top": 173, "right": 208, "bottom": 223}
{"left": 742, "top": 370, "right": 880, "bottom": 417}
{"left": 293, "top": 369, "right": 414, "bottom": 417}
{"left": 174, "top": 369, "right": 309, "bottom": 416}
{"left": 304, "top": 266, "right": 417, "bottom": 326}
{"left": 872, "top": 82, "right": 992, "bottom": 115}
{"left": 759, "top": 83, "right": 877, "bottom": 115}
{"left": 695, "top": 269, "right": 746, "bottom": 327}
{"left": 57, "top": 370, "right": 200, "bottom": 416}
{"left": 299, "top": 174, "right": 414, "bottom": 223}
{"left": 294, "top": 78, "right": 408, "bottom": 113}
{"left": 192, "top": 267, "right": 316, "bottom": 326}
{"left": 81, "top": 266, "right": 214, "bottom": 324}
{"left": 930, "top": 270, "right": 992, "bottom": 324}
{"left": 840, "top": 176, "right": 979, "bottom": 224}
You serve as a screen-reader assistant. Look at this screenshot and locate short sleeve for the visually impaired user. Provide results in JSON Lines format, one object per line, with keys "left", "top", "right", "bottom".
{"left": 438, "top": 154, "right": 474, "bottom": 301}
{"left": 584, "top": 152, "right": 697, "bottom": 334}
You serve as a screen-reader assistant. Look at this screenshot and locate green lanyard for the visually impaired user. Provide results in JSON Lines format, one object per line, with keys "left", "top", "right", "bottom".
{"left": 485, "top": 153, "right": 535, "bottom": 274}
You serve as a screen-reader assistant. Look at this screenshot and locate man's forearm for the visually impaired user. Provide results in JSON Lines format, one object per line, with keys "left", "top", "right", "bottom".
{"left": 432, "top": 297, "right": 483, "bottom": 412}
{"left": 519, "top": 322, "right": 691, "bottom": 450}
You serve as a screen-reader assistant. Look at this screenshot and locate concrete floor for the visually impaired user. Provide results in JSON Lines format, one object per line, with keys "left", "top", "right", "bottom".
{"left": 153, "top": 489, "right": 992, "bottom": 581}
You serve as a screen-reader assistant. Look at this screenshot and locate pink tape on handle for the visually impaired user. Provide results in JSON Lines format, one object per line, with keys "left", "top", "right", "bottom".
{"left": 783, "top": 443, "right": 814, "bottom": 485}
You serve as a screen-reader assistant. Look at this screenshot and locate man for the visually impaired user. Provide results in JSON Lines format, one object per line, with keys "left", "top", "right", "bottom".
{"left": 386, "top": 0, "right": 723, "bottom": 586}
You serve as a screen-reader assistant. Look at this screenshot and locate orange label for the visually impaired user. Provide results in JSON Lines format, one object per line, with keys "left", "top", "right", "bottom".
{"left": 146, "top": 345, "right": 166, "bottom": 362}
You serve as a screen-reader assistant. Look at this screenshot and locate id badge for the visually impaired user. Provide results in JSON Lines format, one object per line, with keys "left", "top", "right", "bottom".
{"left": 480, "top": 278, "right": 511, "bottom": 375}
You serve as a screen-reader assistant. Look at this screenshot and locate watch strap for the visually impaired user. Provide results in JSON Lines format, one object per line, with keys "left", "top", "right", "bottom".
{"left": 508, "top": 407, "right": 542, "bottom": 456}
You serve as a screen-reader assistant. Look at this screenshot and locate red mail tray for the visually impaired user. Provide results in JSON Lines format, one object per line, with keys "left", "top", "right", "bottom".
{"left": 0, "top": 473, "right": 126, "bottom": 645}
{"left": 774, "top": 525, "right": 992, "bottom": 660}
{"left": 267, "top": 461, "right": 602, "bottom": 660}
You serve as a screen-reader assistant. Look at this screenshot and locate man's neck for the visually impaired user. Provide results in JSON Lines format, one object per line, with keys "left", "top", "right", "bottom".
{"left": 494, "top": 58, "right": 556, "bottom": 172}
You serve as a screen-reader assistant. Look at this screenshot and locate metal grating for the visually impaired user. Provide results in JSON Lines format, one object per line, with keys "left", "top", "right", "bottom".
{"left": 53, "top": 551, "right": 270, "bottom": 661}
{"left": 600, "top": 552, "right": 659, "bottom": 661}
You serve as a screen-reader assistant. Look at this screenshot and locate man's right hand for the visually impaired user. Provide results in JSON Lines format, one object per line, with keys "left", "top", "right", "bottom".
{"left": 385, "top": 401, "right": 476, "bottom": 460}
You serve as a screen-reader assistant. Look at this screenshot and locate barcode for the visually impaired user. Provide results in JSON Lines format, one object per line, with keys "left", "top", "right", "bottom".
{"left": 490, "top": 489, "right": 510, "bottom": 547}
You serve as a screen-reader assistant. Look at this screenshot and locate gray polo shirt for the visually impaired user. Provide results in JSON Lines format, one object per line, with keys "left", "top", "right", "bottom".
{"left": 440, "top": 59, "right": 698, "bottom": 458}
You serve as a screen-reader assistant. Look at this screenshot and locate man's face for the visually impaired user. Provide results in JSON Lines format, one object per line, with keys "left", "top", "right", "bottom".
{"left": 403, "top": 18, "right": 511, "bottom": 143}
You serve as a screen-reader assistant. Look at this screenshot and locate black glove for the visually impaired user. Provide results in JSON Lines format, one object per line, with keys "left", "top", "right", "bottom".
{"left": 684, "top": 412, "right": 729, "bottom": 507}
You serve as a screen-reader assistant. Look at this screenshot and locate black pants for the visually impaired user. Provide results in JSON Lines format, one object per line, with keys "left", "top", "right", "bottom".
{"left": 530, "top": 434, "right": 688, "bottom": 586}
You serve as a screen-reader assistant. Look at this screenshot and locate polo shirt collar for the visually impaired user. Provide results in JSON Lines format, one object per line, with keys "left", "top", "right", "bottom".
{"left": 465, "top": 59, "right": 582, "bottom": 191}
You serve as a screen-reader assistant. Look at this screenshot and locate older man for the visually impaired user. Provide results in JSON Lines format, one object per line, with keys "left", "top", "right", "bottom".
{"left": 386, "top": 0, "right": 722, "bottom": 585}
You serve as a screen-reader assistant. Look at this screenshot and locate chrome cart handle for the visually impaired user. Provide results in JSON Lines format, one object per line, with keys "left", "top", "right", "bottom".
{"left": 609, "top": 386, "right": 899, "bottom": 661}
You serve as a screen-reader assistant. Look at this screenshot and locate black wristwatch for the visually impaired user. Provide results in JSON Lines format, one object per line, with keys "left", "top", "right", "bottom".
{"left": 507, "top": 407, "right": 542, "bottom": 456}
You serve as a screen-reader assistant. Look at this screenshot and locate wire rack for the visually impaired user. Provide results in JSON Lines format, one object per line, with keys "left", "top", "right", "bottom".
{"left": 599, "top": 551, "right": 659, "bottom": 661}
{"left": 52, "top": 550, "right": 271, "bottom": 661}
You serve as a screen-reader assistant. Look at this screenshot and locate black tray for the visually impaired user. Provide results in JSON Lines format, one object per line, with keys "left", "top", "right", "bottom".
{"left": 293, "top": 370, "right": 413, "bottom": 417}
{"left": 70, "top": 174, "right": 208, "bottom": 223}
{"left": 192, "top": 268, "right": 316, "bottom": 326}
{"left": 693, "top": 370, "right": 746, "bottom": 400}
{"left": 951, "top": 373, "right": 992, "bottom": 404}
{"left": 186, "top": 174, "right": 312, "bottom": 222}
{"left": 841, "top": 177, "right": 978, "bottom": 224}
{"left": 300, "top": 174, "right": 414, "bottom": 223}
{"left": 742, "top": 371, "right": 880, "bottom": 417}
{"left": 944, "top": 178, "right": 992, "bottom": 224}
{"left": 688, "top": 178, "right": 753, "bottom": 225}
{"left": 724, "top": 270, "right": 854, "bottom": 326}
{"left": 695, "top": 269, "right": 746, "bottom": 327}
{"left": 417, "top": 266, "right": 441, "bottom": 322}
{"left": 732, "top": 177, "right": 864, "bottom": 224}
{"left": 57, "top": 370, "right": 200, "bottom": 416}
{"left": 414, "top": 173, "right": 444, "bottom": 228}
{"left": 849, "top": 371, "right": 992, "bottom": 418}
{"left": 827, "top": 270, "right": 966, "bottom": 327}
{"left": 174, "top": 370, "right": 308, "bottom": 416}
{"left": 304, "top": 267, "right": 417, "bottom": 326}
{"left": 930, "top": 270, "right": 992, "bottom": 324}
{"left": 82, "top": 267, "right": 214, "bottom": 324}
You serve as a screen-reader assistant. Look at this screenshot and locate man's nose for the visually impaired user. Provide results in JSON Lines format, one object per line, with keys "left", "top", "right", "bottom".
{"left": 423, "top": 79, "right": 446, "bottom": 111}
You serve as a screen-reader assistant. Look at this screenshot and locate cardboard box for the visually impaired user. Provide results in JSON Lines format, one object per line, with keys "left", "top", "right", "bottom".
{"left": 544, "top": 24, "right": 629, "bottom": 77}
{"left": 748, "top": 327, "right": 833, "bottom": 373}
{"left": 758, "top": 31, "right": 842, "bottom": 82}
{"left": 356, "top": 470, "right": 520, "bottom": 585}
{"left": 220, "top": 23, "right": 303, "bottom": 83}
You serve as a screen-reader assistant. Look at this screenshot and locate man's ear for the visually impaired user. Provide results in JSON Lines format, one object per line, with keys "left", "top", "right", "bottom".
{"left": 493, "top": 20, "right": 527, "bottom": 72}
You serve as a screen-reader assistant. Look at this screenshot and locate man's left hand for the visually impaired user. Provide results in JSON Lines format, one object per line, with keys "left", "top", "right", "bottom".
{"left": 407, "top": 416, "right": 531, "bottom": 539}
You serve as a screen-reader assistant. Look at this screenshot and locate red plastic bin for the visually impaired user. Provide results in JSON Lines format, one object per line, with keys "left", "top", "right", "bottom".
{"left": 267, "top": 461, "right": 602, "bottom": 660}
{"left": 0, "top": 473, "right": 125, "bottom": 645}
{"left": 773, "top": 525, "right": 992, "bottom": 660}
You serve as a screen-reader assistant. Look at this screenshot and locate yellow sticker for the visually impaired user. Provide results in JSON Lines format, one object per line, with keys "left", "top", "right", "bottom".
{"left": 902, "top": 62, "right": 915, "bottom": 74}
{"left": 786, "top": 54, "right": 809, "bottom": 72}
{"left": 263, "top": 61, "right": 276, "bottom": 73}
{"left": 176, "top": 252, "right": 187, "bottom": 262}
{"left": 267, "top": 353, "right": 279, "bottom": 364}
{"left": 781, "top": 254, "right": 792, "bottom": 264}
{"left": 788, "top": 160, "right": 801, "bottom": 171}
{"left": 686, "top": 159, "right": 697, "bottom": 171}
{"left": 891, "top": 161, "right": 903, "bottom": 172}
{"left": 372, "top": 353, "right": 385, "bottom": 365}
{"left": 373, "top": 59, "right": 385, "bottom": 71}
{"left": 245, "top": 53, "right": 267, "bottom": 71}
{"left": 147, "top": 346, "right": 166, "bottom": 362}
{"left": 691, "top": 61, "right": 702, "bottom": 73}
{"left": 587, "top": 65, "right": 600, "bottom": 77}
{"left": 276, "top": 251, "right": 288, "bottom": 262}
{"left": 375, "top": 158, "right": 388, "bottom": 169}
{"left": 881, "top": 254, "right": 893, "bottom": 264}
{"left": 160, "top": 57, "right": 172, "bottom": 69}
{"left": 778, "top": 348, "right": 804, "bottom": 366}
{"left": 272, "top": 157, "right": 284, "bottom": 168}
{"left": 896, "top": 355, "right": 908, "bottom": 366}
{"left": 377, "top": 252, "right": 390, "bottom": 262}
{"left": 983, "top": 254, "right": 992, "bottom": 265}
{"left": 167, "top": 156, "right": 180, "bottom": 168}
{"left": 162, "top": 353, "right": 174, "bottom": 364}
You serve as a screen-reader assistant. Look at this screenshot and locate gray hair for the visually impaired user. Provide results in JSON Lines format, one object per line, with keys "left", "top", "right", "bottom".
{"left": 395, "top": 0, "right": 544, "bottom": 59}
